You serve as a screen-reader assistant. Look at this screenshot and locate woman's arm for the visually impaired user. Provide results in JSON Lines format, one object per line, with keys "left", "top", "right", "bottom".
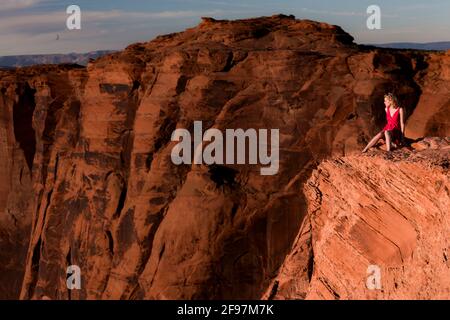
{"left": 399, "top": 107, "right": 406, "bottom": 144}
{"left": 399, "top": 107, "right": 405, "bottom": 135}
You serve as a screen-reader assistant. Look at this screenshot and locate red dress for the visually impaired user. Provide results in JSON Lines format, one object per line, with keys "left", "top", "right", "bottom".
{"left": 383, "top": 107, "right": 402, "bottom": 144}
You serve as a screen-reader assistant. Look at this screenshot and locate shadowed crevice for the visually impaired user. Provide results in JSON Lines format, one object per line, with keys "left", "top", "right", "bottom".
{"left": 13, "top": 82, "right": 36, "bottom": 173}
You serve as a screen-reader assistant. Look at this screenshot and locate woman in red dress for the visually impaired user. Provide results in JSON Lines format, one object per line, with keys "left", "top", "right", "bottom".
{"left": 362, "top": 93, "right": 405, "bottom": 153}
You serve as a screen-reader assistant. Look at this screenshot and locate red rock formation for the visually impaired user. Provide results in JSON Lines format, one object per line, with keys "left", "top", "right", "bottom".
{"left": 0, "top": 15, "right": 448, "bottom": 299}
{"left": 0, "top": 65, "right": 86, "bottom": 299}
{"left": 263, "top": 138, "right": 450, "bottom": 299}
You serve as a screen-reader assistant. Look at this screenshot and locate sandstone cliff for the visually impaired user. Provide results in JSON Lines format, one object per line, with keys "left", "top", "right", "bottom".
{"left": 264, "top": 138, "right": 449, "bottom": 299}
{"left": 0, "top": 15, "right": 448, "bottom": 299}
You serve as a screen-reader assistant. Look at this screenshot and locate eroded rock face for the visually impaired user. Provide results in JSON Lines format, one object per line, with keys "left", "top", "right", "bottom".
{"left": 0, "top": 15, "right": 448, "bottom": 299}
{"left": 0, "top": 65, "right": 86, "bottom": 299}
{"left": 264, "top": 138, "right": 450, "bottom": 299}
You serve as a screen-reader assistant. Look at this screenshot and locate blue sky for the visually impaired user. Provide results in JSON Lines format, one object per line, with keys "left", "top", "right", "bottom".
{"left": 1, "top": 0, "right": 449, "bottom": 55}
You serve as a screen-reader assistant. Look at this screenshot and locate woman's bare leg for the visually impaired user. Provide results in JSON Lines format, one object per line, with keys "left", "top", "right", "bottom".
{"left": 384, "top": 130, "right": 391, "bottom": 152}
{"left": 362, "top": 131, "right": 384, "bottom": 153}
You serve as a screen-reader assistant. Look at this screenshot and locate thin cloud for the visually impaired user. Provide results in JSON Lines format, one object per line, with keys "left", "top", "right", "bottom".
{"left": 130, "top": 10, "right": 224, "bottom": 19}
{"left": 0, "top": 9, "right": 224, "bottom": 34}
{"left": 299, "top": 7, "right": 398, "bottom": 18}
{"left": 0, "top": 0, "right": 42, "bottom": 11}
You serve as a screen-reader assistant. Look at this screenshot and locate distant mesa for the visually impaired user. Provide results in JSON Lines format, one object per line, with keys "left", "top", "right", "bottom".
{"left": 370, "top": 41, "right": 450, "bottom": 51}
{"left": 0, "top": 50, "right": 116, "bottom": 68}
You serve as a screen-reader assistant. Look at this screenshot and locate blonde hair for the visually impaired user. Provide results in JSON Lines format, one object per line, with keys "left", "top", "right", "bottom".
{"left": 384, "top": 92, "right": 400, "bottom": 108}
